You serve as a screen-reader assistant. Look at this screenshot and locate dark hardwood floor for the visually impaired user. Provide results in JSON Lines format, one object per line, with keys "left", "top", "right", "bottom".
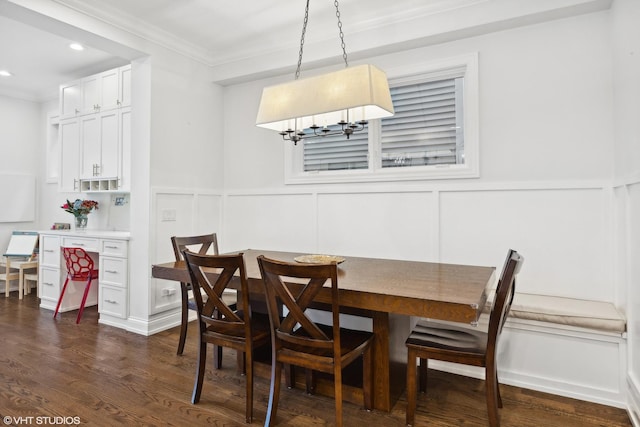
{"left": 0, "top": 292, "right": 632, "bottom": 426}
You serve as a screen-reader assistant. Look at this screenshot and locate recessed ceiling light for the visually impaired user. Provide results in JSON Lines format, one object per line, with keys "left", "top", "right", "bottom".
{"left": 69, "top": 43, "right": 85, "bottom": 51}
{"left": 0, "top": 70, "right": 12, "bottom": 77}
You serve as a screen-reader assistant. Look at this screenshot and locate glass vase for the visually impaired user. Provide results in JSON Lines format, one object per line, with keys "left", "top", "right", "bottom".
{"left": 75, "top": 214, "right": 88, "bottom": 229}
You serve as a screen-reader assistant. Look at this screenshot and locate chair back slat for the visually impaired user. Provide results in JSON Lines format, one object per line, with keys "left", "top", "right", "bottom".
{"left": 258, "top": 256, "right": 339, "bottom": 352}
{"left": 172, "top": 233, "right": 219, "bottom": 261}
{"left": 61, "top": 247, "right": 95, "bottom": 280}
{"left": 487, "top": 249, "right": 524, "bottom": 353}
{"left": 184, "top": 251, "right": 248, "bottom": 337}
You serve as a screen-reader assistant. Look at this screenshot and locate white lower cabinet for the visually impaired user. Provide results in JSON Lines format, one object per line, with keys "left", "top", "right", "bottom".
{"left": 99, "top": 285, "right": 127, "bottom": 319}
{"left": 38, "top": 231, "right": 130, "bottom": 329}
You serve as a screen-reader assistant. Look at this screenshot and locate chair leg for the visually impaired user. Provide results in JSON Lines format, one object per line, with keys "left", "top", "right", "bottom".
{"left": 237, "top": 350, "right": 246, "bottom": 375}
{"left": 406, "top": 348, "right": 418, "bottom": 427}
{"left": 305, "top": 369, "right": 315, "bottom": 394}
{"left": 265, "top": 360, "right": 282, "bottom": 427}
{"left": 191, "top": 339, "right": 208, "bottom": 404}
{"left": 177, "top": 286, "right": 189, "bottom": 355}
{"left": 245, "top": 349, "right": 253, "bottom": 423}
{"left": 419, "top": 357, "right": 427, "bottom": 393}
{"left": 54, "top": 277, "right": 71, "bottom": 318}
{"left": 334, "top": 362, "right": 343, "bottom": 427}
{"left": 496, "top": 370, "right": 503, "bottom": 408}
{"left": 485, "top": 363, "right": 501, "bottom": 427}
{"left": 213, "top": 345, "right": 223, "bottom": 369}
{"left": 75, "top": 277, "right": 94, "bottom": 324}
{"left": 284, "top": 364, "right": 294, "bottom": 389}
{"left": 18, "top": 270, "right": 24, "bottom": 300}
{"left": 362, "top": 347, "right": 373, "bottom": 411}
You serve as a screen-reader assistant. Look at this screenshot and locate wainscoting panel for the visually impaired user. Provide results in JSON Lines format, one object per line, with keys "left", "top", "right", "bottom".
{"left": 223, "top": 192, "right": 316, "bottom": 253}
{"left": 439, "top": 187, "right": 611, "bottom": 301}
{"left": 218, "top": 182, "right": 627, "bottom": 409}
{"left": 151, "top": 189, "right": 223, "bottom": 316}
{"left": 316, "top": 191, "right": 436, "bottom": 261}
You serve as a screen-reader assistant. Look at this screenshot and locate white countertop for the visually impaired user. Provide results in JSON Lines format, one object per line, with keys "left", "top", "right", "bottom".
{"left": 39, "top": 229, "right": 131, "bottom": 239}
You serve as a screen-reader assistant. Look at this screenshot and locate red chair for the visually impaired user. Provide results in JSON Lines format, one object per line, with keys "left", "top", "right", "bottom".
{"left": 54, "top": 247, "right": 99, "bottom": 324}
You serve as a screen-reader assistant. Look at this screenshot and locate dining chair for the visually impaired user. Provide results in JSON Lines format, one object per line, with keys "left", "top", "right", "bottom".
{"left": 257, "top": 255, "right": 374, "bottom": 427}
{"left": 171, "top": 233, "right": 237, "bottom": 362}
{"left": 183, "top": 251, "right": 269, "bottom": 423}
{"left": 405, "top": 249, "right": 524, "bottom": 427}
{"left": 54, "top": 247, "right": 99, "bottom": 324}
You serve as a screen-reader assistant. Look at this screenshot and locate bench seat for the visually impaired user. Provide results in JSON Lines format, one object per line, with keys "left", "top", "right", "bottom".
{"left": 484, "top": 292, "right": 626, "bottom": 334}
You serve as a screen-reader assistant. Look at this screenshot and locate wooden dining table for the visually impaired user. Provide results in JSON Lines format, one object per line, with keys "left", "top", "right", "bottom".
{"left": 151, "top": 249, "right": 496, "bottom": 412}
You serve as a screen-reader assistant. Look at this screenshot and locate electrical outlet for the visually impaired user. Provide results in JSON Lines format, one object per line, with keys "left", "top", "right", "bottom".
{"left": 161, "top": 209, "right": 177, "bottom": 221}
{"left": 161, "top": 288, "right": 176, "bottom": 297}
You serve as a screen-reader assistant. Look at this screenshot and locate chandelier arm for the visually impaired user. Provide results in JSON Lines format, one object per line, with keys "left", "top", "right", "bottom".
{"left": 295, "top": 0, "right": 311, "bottom": 80}
{"left": 334, "top": 0, "right": 348, "bottom": 67}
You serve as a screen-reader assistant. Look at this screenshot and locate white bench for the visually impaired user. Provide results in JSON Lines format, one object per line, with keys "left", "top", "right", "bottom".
{"left": 484, "top": 291, "right": 626, "bottom": 334}
{"left": 455, "top": 291, "right": 628, "bottom": 408}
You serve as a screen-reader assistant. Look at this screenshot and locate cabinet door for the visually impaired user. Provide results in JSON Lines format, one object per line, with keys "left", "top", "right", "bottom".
{"left": 40, "top": 235, "right": 61, "bottom": 267}
{"left": 81, "top": 74, "right": 100, "bottom": 115}
{"left": 100, "top": 68, "right": 120, "bottom": 111}
{"left": 119, "top": 107, "right": 132, "bottom": 191}
{"left": 100, "top": 110, "right": 119, "bottom": 178}
{"left": 58, "top": 118, "right": 80, "bottom": 192}
{"left": 59, "top": 80, "right": 81, "bottom": 118}
{"left": 118, "top": 65, "right": 132, "bottom": 107}
{"left": 80, "top": 115, "right": 100, "bottom": 179}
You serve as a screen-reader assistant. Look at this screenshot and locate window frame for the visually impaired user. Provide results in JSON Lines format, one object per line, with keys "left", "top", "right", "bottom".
{"left": 284, "top": 53, "right": 479, "bottom": 184}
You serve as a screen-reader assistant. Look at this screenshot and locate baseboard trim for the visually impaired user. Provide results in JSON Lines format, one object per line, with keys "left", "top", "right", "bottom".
{"left": 429, "top": 360, "right": 627, "bottom": 409}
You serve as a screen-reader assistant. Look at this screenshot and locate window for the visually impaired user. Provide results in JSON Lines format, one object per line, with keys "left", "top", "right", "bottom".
{"left": 285, "top": 53, "right": 479, "bottom": 184}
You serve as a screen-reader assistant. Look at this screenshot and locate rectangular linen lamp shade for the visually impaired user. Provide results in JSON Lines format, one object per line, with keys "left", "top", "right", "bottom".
{"left": 256, "top": 64, "right": 395, "bottom": 133}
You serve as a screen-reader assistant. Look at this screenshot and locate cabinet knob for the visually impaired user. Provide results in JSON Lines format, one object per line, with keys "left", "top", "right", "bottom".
{"left": 74, "top": 108, "right": 79, "bottom": 114}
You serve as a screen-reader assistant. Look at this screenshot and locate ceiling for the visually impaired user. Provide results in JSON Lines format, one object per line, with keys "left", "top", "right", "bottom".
{"left": 0, "top": 0, "right": 612, "bottom": 102}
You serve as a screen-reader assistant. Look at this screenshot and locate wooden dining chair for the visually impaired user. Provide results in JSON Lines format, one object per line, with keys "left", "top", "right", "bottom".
{"left": 257, "top": 255, "right": 374, "bottom": 427}
{"left": 171, "top": 233, "right": 231, "bottom": 361}
{"left": 183, "top": 251, "right": 269, "bottom": 423}
{"left": 405, "top": 249, "right": 523, "bottom": 427}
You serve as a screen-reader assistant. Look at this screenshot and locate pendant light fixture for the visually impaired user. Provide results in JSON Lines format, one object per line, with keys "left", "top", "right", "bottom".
{"left": 256, "top": 0, "right": 394, "bottom": 144}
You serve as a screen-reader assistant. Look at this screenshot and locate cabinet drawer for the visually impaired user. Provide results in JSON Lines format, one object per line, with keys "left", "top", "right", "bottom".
{"left": 100, "top": 257, "right": 127, "bottom": 287}
{"left": 99, "top": 285, "right": 127, "bottom": 318}
{"left": 40, "top": 267, "right": 61, "bottom": 302}
{"left": 102, "top": 240, "right": 128, "bottom": 258}
{"left": 40, "top": 235, "right": 61, "bottom": 266}
{"left": 62, "top": 236, "right": 99, "bottom": 252}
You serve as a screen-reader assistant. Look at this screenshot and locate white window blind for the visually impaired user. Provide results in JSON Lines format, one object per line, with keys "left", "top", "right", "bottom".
{"left": 381, "top": 77, "right": 464, "bottom": 168}
{"left": 303, "top": 126, "right": 369, "bottom": 172}
{"left": 287, "top": 53, "right": 479, "bottom": 184}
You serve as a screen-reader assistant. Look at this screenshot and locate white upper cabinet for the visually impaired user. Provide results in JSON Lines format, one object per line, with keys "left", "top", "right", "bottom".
{"left": 60, "top": 80, "right": 81, "bottom": 118}
{"left": 99, "top": 68, "right": 120, "bottom": 111}
{"left": 58, "top": 64, "right": 132, "bottom": 192}
{"left": 59, "top": 65, "right": 132, "bottom": 119}
{"left": 118, "top": 65, "right": 131, "bottom": 108}
{"left": 58, "top": 118, "right": 81, "bottom": 192}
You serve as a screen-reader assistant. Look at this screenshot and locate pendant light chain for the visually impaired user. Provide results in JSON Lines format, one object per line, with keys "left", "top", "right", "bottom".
{"left": 295, "top": 0, "right": 349, "bottom": 80}
{"left": 334, "top": 0, "right": 349, "bottom": 67}
{"left": 295, "top": 0, "right": 311, "bottom": 80}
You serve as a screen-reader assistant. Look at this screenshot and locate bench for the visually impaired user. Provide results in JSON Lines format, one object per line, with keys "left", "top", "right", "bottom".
{"left": 484, "top": 291, "right": 626, "bottom": 334}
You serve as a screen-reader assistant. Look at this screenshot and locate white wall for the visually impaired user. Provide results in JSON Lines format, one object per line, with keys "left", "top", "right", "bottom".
{"left": 0, "top": 95, "right": 41, "bottom": 254}
{"left": 220, "top": 7, "right": 631, "bottom": 409}
{"left": 223, "top": 12, "right": 615, "bottom": 299}
{"left": 611, "top": 0, "right": 640, "bottom": 423}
